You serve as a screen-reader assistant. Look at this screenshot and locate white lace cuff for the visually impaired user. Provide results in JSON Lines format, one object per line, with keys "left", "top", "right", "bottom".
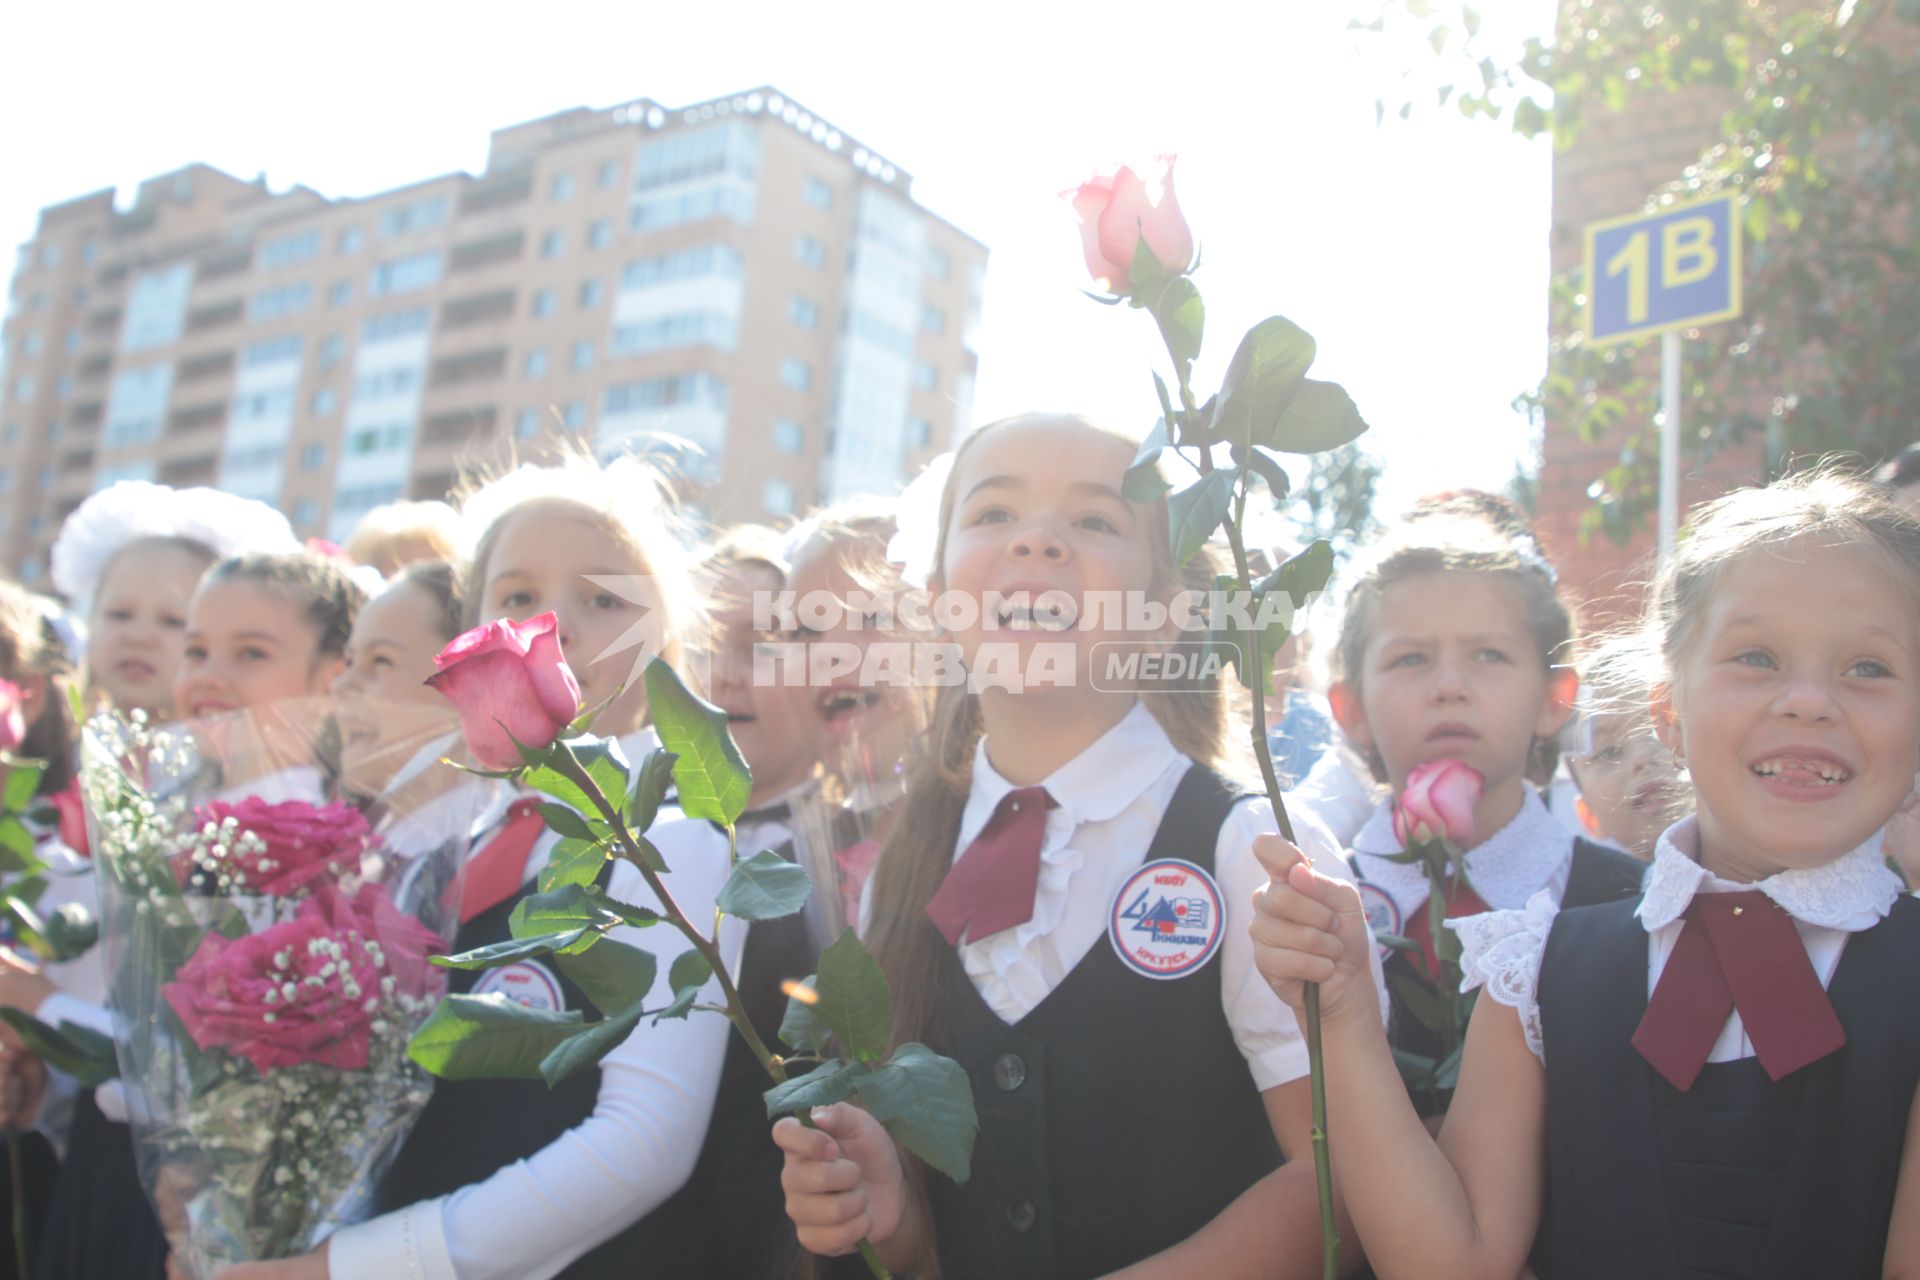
{"left": 1446, "top": 889, "right": 1558, "bottom": 1062}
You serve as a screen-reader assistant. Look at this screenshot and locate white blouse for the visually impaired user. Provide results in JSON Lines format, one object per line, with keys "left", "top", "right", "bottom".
{"left": 1452, "top": 816, "right": 1902, "bottom": 1063}
{"left": 1349, "top": 787, "right": 1576, "bottom": 932}
{"left": 865, "top": 699, "right": 1388, "bottom": 1093}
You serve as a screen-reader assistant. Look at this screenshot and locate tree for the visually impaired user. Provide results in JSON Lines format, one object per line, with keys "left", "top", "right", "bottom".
{"left": 1289, "top": 441, "right": 1385, "bottom": 560}
{"left": 1354, "top": 0, "right": 1920, "bottom": 540}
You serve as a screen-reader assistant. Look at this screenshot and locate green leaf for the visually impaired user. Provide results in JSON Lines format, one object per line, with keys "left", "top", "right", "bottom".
{"left": 1391, "top": 1046, "right": 1437, "bottom": 1094}
{"left": 644, "top": 658, "right": 752, "bottom": 826}
{"left": 1153, "top": 275, "right": 1204, "bottom": 388}
{"left": 778, "top": 974, "right": 833, "bottom": 1054}
{"left": 432, "top": 927, "right": 593, "bottom": 970}
{"left": 1389, "top": 972, "right": 1446, "bottom": 1036}
{"left": 508, "top": 883, "right": 620, "bottom": 946}
{"left": 557, "top": 939, "right": 658, "bottom": 1016}
{"left": 3, "top": 895, "right": 48, "bottom": 957}
{"left": 1167, "top": 469, "right": 1237, "bottom": 566}
{"left": 1263, "top": 540, "right": 1335, "bottom": 609}
{"left": 717, "top": 850, "right": 814, "bottom": 922}
{"left": 1265, "top": 379, "right": 1368, "bottom": 455}
{"left": 539, "top": 1001, "right": 648, "bottom": 1086}
{"left": 627, "top": 748, "right": 679, "bottom": 834}
{"left": 1126, "top": 232, "right": 1166, "bottom": 301}
{"left": 1375, "top": 932, "right": 1420, "bottom": 955}
{"left": 1242, "top": 447, "right": 1291, "bottom": 504}
{"left": 536, "top": 802, "right": 597, "bottom": 843}
{"left": 538, "top": 837, "right": 608, "bottom": 893}
{"left": 855, "top": 1042, "right": 978, "bottom": 1183}
{"left": 0, "top": 817, "right": 38, "bottom": 873}
{"left": 1209, "top": 316, "right": 1317, "bottom": 449}
{"left": 584, "top": 887, "right": 662, "bottom": 929}
{"left": 1434, "top": 1044, "right": 1465, "bottom": 1092}
{"left": 407, "top": 994, "right": 586, "bottom": 1080}
{"left": 1152, "top": 371, "right": 1177, "bottom": 426}
{"left": 655, "top": 947, "right": 712, "bottom": 1019}
{"left": 1512, "top": 96, "right": 1548, "bottom": 139}
{"left": 40, "top": 903, "right": 98, "bottom": 963}
{"left": 815, "top": 929, "right": 892, "bottom": 1064}
{"left": 1122, "top": 419, "right": 1173, "bottom": 503}
{"left": 762, "top": 1057, "right": 868, "bottom": 1118}
{"left": 2, "top": 765, "right": 42, "bottom": 813}
{"left": 617, "top": 833, "right": 670, "bottom": 876}
{"left": 0, "top": 1010, "right": 117, "bottom": 1086}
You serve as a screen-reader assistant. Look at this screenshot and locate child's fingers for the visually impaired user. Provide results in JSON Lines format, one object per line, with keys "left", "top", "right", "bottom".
{"left": 1251, "top": 875, "right": 1340, "bottom": 934}
{"left": 1286, "top": 856, "right": 1365, "bottom": 916}
{"left": 781, "top": 1152, "right": 864, "bottom": 1199}
{"left": 806, "top": 1102, "right": 869, "bottom": 1143}
{"left": 771, "top": 1115, "right": 839, "bottom": 1163}
{"left": 1247, "top": 914, "right": 1347, "bottom": 966}
{"left": 1250, "top": 833, "right": 1307, "bottom": 881}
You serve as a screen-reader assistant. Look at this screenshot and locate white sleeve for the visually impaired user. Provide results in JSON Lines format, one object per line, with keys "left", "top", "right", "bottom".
{"left": 1217, "top": 797, "right": 1391, "bottom": 1092}
{"left": 1446, "top": 889, "right": 1558, "bottom": 1063}
{"left": 328, "top": 822, "right": 743, "bottom": 1280}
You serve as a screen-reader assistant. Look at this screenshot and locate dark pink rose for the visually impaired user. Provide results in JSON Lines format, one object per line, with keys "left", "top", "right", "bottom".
{"left": 183, "top": 798, "right": 372, "bottom": 895}
{"left": 1393, "top": 759, "right": 1484, "bottom": 848}
{"left": 0, "top": 680, "right": 24, "bottom": 754}
{"left": 1063, "top": 156, "right": 1195, "bottom": 293}
{"left": 51, "top": 780, "right": 89, "bottom": 858}
{"left": 425, "top": 613, "right": 581, "bottom": 770}
{"left": 160, "top": 881, "right": 438, "bottom": 1073}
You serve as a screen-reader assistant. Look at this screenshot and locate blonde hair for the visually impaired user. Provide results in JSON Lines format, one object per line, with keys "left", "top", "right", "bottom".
{"left": 0, "top": 582, "right": 78, "bottom": 794}
{"left": 343, "top": 500, "right": 459, "bottom": 575}
{"left": 452, "top": 447, "right": 700, "bottom": 674}
{"left": 859, "top": 413, "right": 1241, "bottom": 1275}
{"left": 1329, "top": 512, "right": 1576, "bottom": 784}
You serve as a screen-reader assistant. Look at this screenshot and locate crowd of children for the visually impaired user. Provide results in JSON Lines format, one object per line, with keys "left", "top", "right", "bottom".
{"left": 0, "top": 421, "right": 1914, "bottom": 1280}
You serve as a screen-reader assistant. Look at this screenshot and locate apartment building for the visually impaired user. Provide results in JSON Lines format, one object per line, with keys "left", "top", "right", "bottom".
{"left": 0, "top": 87, "right": 986, "bottom": 584}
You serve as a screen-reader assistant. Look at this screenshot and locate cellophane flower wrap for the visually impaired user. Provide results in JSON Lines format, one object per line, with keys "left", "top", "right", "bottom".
{"left": 80, "top": 699, "right": 475, "bottom": 1276}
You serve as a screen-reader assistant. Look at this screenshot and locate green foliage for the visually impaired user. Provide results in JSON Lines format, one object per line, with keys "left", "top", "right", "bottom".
{"left": 539, "top": 1001, "right": 648, "bottom": 1086}
{"left": 762, "top": 1042, "right": 979, "bottom": 1184}
{"left": 1209, "top": 317, "right": 1318, "bottom": 449}
{"left": 537, "top": 837, "right": 609, "bottom": 893}
{"left": 778, "top": 975, "right": 833, "bottom": 1055}
{"left": 1289, "top": 443, "right": 1384, "bottom": 561}
{"left": 644, "top": 658, "right": 752, "bottom": 825}
{"left": 431, "top": 929, "right": 594, "bottom": 970}
{"left": 1168, "top": 470, "right": 1238, "bottom": 566}
{"left": 814, "top": 929, "right": 892, "bottom": 1064}
{"left": 407, "top": 995, "right": 585, "bottom": 1080}
{"left": 716, "top": 850, "right": 814, "bottom": 921}
{"left": 557, "top": 939, "right": 659, "bottom": 1017}
{"left": 627, "top": 748, "right": 679, "bottom": 834}
{"left": 0, "top": 1010, "right": 117, "bottom": 1086}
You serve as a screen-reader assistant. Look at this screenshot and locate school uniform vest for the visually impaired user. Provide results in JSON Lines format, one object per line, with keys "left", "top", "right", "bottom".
{"left": 374, "top": 864, "right": 696, "bottom": 1279}
{"left": 1535, "top": 894, "right": 1920, "bottom": 1280}
{"left": 1374, "top": 838, "right": 1645, "bottom": 1068}
{"left": 921, "top": 765, "right": 1280, "bottom": 1280}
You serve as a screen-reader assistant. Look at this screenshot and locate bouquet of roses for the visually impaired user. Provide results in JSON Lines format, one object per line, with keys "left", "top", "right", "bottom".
{"left": 78, "top": 701, "right": 474, "bottom": 1277}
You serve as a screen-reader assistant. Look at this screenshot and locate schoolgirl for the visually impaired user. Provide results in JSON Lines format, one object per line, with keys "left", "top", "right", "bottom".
{"left": 1251, "top": 470, "right": 1920, "bottom": 1278}
{"left": 776, "top": 413, "right": 1378, "bottom": 1278}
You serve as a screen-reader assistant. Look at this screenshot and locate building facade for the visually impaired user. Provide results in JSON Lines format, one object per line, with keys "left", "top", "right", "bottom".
{"left": 0, "top": 88, "right": 986, "bottom": 584}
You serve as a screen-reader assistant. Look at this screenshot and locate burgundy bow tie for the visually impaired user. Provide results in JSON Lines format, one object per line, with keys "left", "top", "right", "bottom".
{"left": 925, "top": 786, "right": 1057, "bottom": 947}
{"left": 1631, "top": 890, "right": 1847, "bottom": 1092}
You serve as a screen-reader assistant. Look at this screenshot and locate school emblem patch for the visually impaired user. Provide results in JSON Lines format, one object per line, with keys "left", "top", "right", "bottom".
{"left": 473, "top": 960, "right": 566, "bottom": 1013}
{"left": 1356, "top": 883, "right": 1402, "bottom": 962}
{"left": 1108, "top": 858, "right": 1226, "bottom": 980}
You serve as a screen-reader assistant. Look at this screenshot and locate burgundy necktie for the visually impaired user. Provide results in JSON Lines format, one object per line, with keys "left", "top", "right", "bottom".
{"left": 1405, "top": 882, "right": 1489, "bottom": 983}
{"left": 925, "top": 787, "right": 1056, "bottom": 947}
{"left": 1630, "top": 890, "right": 1848, "bottom": 1092}
{"left": 460, "top": 799, "right": 547, "bottom": 924}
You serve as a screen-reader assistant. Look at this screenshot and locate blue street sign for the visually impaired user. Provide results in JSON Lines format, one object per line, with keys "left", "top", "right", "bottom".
{"left": 1584, "top": 193, "right": 1742, "bottom": 346}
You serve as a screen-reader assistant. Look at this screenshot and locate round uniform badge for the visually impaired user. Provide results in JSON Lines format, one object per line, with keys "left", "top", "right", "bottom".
{"left": 473, "top": 960, "right": 566, "bottom": 1013}
{"left": 1108, "top": 858, "right": 1227, "bottom": 980}
{"left": 1355, "top": 883, "right": 1402, "bottom": 962}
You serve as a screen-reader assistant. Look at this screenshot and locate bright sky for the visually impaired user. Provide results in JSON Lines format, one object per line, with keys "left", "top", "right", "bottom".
{"left": 2, "top": 0, "right": 1556, "bottom": 521}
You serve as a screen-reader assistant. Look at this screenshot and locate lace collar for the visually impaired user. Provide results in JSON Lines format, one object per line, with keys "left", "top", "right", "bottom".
{"left": 1351, "top": 786, "right": 1574, "bottom": 913}
{"left": 959, "top": 698, "right": 1177, "bottom": 858}
{"left": 1637, "top": 816, "right": 1900, "bottom": 933}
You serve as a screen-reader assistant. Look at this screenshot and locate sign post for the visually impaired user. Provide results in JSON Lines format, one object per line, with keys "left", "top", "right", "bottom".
{"left": 1584, "top": 193, "right": 1743, "bottom": 556}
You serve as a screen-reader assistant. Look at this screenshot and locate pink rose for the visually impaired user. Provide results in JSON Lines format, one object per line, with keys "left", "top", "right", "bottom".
{"left": 182, "top": 798, "right": 372, "bottom": 896}
{"left": 1393, "top": 759, "right": 1484, "bottom": 848}
{"left": 51, "top": 780, "right": 89, "bottom": 858}
{"left": 1063, "top": 156, "right": 1195, "bottom": 293}
{"left": 310, "top": 880, "right": 445, "bottom": 1002}
{"left": 161, "top": 882, "right": 439, "bottom": 1073}
{"left": 426, "top": 613, "right": 581, "bottom": 770}
{"left": 0, "top": 681, "right": 25, "bottom": 754}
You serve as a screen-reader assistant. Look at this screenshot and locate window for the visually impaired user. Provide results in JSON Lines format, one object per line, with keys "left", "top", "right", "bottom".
{"left": 301, "top": 443, "right": 327, "bottom": 470}
{"left": 909, "top": 417, "right": 933, "bottom": 449}
{"left": 349, "top": 424, "right": 410, "bottom": 454}
{"left": 627, "top": 185, "right": 756, "bottom": 232}
{"left": 243, "top": 335, "right": 303, "bottom": 366}
{"left": 913, "top": 361, "right": 938, "bottom": 392}
{"left": 64, "top": 330, "right": 80, "bottom": 355}
{"left": 251, "top": 282, "right": 314, "bottom": 320}
{"left": 779, "top": 358, "right": 811, "bottom": 392}
{"left": 294, "top": 499, "right": 318, "bottom": 527}
{"left": 0, "top": 468, "right": 11, "bottom": 493}
{"left": 524, "top": 348, "right": 549, "bottom": 379}
{"left": 21, "top": 334, "right": 41, "bottom": 357}
{"left": 788, "top": 295, "right": 819, "bottom": 330}
{"left": 587, "top": 219, "right": 612, "bottom": 249}
{"left": 608, "top": 312, "right": 738, "bottom": 358}
{"left": 41, "top": 245, "right": 60, "bottom": 268}
{"left": 369, "top": 252, "right": 441, "bottom": 297}
{"left": 124, "top": 264, "right": 193, "bottom": 348}
{"left": 550, "top": 173, "right": 574, "bottom": 202}
{"left": 633, "top": 121, "right": 759, "bottom": 189}
{"left": 362, "top": 308, "right": 431, "bottom": 343}
{"left": 233, "top": 388, "right": 298, "bottom": 420}
{"left": 763, "top": 479, "right": 796, "bottom": 516}
{"left": 515, "top": 407, "right": 541, "bottom": 439}
{"left": 329, "top": 280, "right": 353, "bottom": 307}
{"left": 619, "top": 244, "right": 743, "bottom": 289}
{"left": 379, "top": 197, "right": 448, "bottom": 238}
{"left": 532, "top": 289, "right": 555, "bottom": 318}
{"left": 921, "top": 304, "right": 946, "bottom": 336}
{"left": 926, "top": 246, "right": 952, "bottom": 279}
{"left": 350, "top": 368, "right": 420, "bottom": 400}
{"left": 13, "top": 378, "right": 33, "bottom": 403}
{"left": 602, "top": 372, "right": 727, "bottom": 415}
{"left": 338, "top": 228, "right": 364, "bottom": 254}
{"left": 318, "top": 334, "right": 345, "bottom": 368}
{"left": 82, "top": 242, "right": 96, "bottom": 265}
{"left": 794, "top": 235, "right": 826, "bottom": 269}
{"left": 578, "top": 279, "right": 603, "bottom": 309}
{"left": 541, "top": 230, "right": 564, "bottom": 259}
{"left": 310, "top": 387, "right": 338, "bottom": 416}
{"left": 597, "top": 160, "right": 621, "bottom": 190}
{"left": 55, "top": 376, "right": 72, "bottom": 401}
{"left": 563, "top": 401, "right": 585, "bottom": 430}
{"left": 571, "top": 341, "right": 594, "bottom": 372}
{"left": 803, "top": 177, "right": 834, "bottom": 210}
{"left": 773, "top": 420, "right": 805, "bottom": 454}
{"left": 258, "top": 229, "right": 322, "bottom": 269}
